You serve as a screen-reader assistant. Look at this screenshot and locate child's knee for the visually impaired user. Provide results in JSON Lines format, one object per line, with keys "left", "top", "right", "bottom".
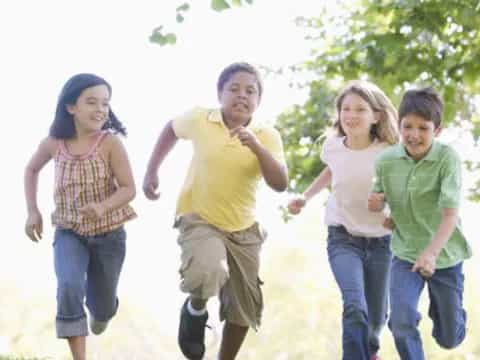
{"left": 436, "top": 336, "right": 464, "bottom": 350}
{"left": 181, "top": 258, "right": 229, "bottom": 297}
{"left": 434, "top": 324, "right": 466, "bottom": 349}
{"left": 343, "top": 303, "right": 368, "bottom": 325}
{"left": 389, "top": 304, "right": 420, "bottom": 337}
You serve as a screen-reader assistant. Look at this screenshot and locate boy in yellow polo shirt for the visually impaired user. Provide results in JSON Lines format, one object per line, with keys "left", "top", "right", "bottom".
{"left": 143, "top": 62, "right": 288, "bottom": 360}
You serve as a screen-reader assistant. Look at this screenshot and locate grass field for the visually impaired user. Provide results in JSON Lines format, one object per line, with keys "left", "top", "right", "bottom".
{"left": 1, "top": 196, "right": 478, "bottom": 359}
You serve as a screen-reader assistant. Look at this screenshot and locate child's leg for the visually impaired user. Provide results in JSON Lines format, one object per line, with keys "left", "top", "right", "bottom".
{"left": 67, "top": 336, "right": 86, "bottom": 360}
{"left": 53, "top": 229, "right": 89, "bottom": 358}
{"left": 176, "top": 214, "right": 230, "bottom": 359}
{"left": 364, "top": 235, "right": 392, "bottom": 355}
{"left": 389, "top": 257, "right": 425, "bottom": 360}
{"left": 85, "top": 227, "right": 126, "bottom": 325}
{"left": 177, "top": 214, "right": 229, "bottom": 300}
{"left": 218, "top": 322, "right": 248, "bottom": 360}
{"left": 217, "top": 222, "right": 265, "bottom": 359}
{"left": 327, "top": 226, "right": 370, "bottom": 360}
{"left": 427, "top": 262, "right": 466, "bottom": 349}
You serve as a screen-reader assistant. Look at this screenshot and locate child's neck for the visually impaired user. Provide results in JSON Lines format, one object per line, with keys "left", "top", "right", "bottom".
{"left": 222, "top": 113, "right": 251, "bottom": 130}
{"left": 65, "top": 130, "right": 102, "bottom": 155}
{"left": 344, "top": 135, "right": 373, "bottom": 150}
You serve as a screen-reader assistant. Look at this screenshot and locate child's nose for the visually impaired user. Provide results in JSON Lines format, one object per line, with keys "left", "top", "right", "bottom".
{"left": 238, "top": 89, "right": 248, "bottom": 98}
{"left": 96, "top": 104, "right": 107, "bottom": 112}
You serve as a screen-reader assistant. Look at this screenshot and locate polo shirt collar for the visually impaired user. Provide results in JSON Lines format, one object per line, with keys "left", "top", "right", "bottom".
{"left": 396, "top": 141, "right": 442, "bottom": 162}
{"left": 207, "top": 109, "right": 260, "bottom": 130}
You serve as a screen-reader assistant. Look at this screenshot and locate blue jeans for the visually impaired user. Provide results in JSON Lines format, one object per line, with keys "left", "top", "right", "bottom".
{"left": 389, "top": 257, "right": 466, "bottom": 360}
{"left": 327, "top": 225, "right": 392, "bottom": 360}
{"left": 53, "top": 226, "right": 126, "bottom": 338}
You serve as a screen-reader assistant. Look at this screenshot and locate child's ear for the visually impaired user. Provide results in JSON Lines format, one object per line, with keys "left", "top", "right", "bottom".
{"left": 434, "top": 126, "right": 442, "bottom": 137}
{"left": 66, "top": 104, "right": 75, "bottom": 115}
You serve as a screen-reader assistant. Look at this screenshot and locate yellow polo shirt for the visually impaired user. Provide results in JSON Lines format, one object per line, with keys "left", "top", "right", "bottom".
{"left": 172, "top": 107, "right": 286, "bottom": 232}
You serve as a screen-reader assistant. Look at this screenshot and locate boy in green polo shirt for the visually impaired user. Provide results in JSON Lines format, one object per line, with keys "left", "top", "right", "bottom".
{"left": 368, "top": 87, "right": 472, "bottom": 359}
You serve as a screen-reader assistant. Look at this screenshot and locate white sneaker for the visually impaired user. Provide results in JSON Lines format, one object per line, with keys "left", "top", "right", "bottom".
{"left": 89, "top": 317, "right": 109, "bottom": 335}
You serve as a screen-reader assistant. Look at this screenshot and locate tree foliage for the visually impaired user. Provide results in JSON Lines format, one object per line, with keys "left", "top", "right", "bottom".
{"left": 277, "top": 0, "right": 480, "bottom": 200}
{"left": 149, "top": 0, "right": 480, "bottom": 200}
{"left": 149, "top": 1, "right": 254, "bottom": 46}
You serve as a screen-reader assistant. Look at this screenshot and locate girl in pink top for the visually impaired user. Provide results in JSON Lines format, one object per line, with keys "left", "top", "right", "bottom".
{"left": 24, "top": 73, "right": 136, "bottom": 360}
{"left": 288, "top": 80, "right": 398, "bottom": 360}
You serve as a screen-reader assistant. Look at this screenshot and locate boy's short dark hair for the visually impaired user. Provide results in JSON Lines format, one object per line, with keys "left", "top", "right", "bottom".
{"left": 398, "top": 87, "right": 443, "bottom": 129}
{"left": 217, "top": 62, "right": 263, "bottom": 98}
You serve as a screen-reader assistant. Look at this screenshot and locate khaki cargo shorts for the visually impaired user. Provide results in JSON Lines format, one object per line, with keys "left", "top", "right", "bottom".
{"left": 175, "top": 213, "right": 266, "bottom": 329}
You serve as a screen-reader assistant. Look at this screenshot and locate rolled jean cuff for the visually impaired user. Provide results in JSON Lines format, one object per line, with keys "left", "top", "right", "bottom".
{"left": 56, "top": 316, "right": 88, "bottom": 338}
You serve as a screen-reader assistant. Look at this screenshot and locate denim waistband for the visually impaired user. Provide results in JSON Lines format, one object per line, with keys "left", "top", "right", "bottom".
{"left": 328, "top": 224, "right": 390, "bottom": 242}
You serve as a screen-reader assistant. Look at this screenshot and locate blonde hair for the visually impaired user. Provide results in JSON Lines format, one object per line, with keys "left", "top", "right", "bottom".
{"left": 334, "top": 80, "right": 399, "bottom": 145}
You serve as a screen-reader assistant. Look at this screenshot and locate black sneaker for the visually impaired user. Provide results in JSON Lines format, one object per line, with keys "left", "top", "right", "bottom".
{"left": 178, "top": 297, "right": 209, "bottom": 360}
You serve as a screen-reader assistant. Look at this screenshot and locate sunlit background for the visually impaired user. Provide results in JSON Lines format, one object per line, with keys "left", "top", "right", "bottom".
{"left": 0, "top": 1, "right": 478, "bottom": 359}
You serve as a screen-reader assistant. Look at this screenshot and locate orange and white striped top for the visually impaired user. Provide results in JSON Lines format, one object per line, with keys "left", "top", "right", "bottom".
{"left": 51, "top": 131, "right": 136, "bottom": 236}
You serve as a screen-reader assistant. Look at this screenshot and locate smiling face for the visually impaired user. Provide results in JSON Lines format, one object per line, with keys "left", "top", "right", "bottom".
{"left": 400, "top": 113, "right": 441, "bottom": 161}
{"left": 218, "top": 71, "right": 260, "bottom": 128}
{"left": 66, "top": 84, "right": 110, "bottom": 135}
{"left": 339, "top": 92, "right": 378, "bottom": 140}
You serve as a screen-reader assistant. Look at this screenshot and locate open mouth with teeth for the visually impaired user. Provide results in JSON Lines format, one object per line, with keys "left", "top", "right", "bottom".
{"left": 234, "top": 103, "right": 248, "bottom": 110}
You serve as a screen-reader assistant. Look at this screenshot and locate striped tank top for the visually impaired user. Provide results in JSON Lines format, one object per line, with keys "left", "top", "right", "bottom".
{"left": 51, "top": 131, "right": 136, "bottom": 236}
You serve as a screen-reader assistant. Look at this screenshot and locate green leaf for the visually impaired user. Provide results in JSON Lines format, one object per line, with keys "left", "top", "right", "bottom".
{"left": 149, "top": 26, "right": 176, "bottom": 46}
{"left": 211, "top": 0, "right": 230, "bottom": 11}
{"left": 176, "top": 13, "right": 184, "bottom": 23}
{"left": 165, "top": 33, "right": 177, "bottom": 44}
{"left": 176, "top": 3, "right": 190, "bottom": 12}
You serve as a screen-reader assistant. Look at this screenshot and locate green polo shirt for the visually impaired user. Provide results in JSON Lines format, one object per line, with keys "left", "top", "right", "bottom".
{"left": 372, "top": 141, "right": 472, "bottom": 268}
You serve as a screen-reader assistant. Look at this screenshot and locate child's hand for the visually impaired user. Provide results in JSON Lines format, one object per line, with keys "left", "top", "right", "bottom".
{"left": 79, "top": 203, "right": 107, "bottom": 221}
{"left": 25, "top": 211, "right": 43, "bottom": 242}
{"left": 368, "top": 192, "right": 385, "bottom": 212}
{"left": 143, "top": 173, "right": 161, "bottom": 200}
{"left": 287, "top": 197, "right": 306, "bottom": 215}
{"left": 230, "top": 126, "right": 260, "bottom": 152}
{"left": 382, "top": 217, "right": 395, "bottom": 230}
{"left": 412, "top": 250, "right": 437, "bottom": 279}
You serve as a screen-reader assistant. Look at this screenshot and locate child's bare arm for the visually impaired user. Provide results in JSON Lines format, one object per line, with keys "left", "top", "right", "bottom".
{"left": 412, "top": 208, "right": 458, "bottom": 278}
{"left": 230, "top": 126, "right": 287, "bottom": 192}
{"left": 24, "top": 137, "right": 56, "bottom": 241}
{"left": 303, "top": 166, "right": 331, "bottom": 201}
{"left": 287, "top": 167, "right": 331, "bottom": 215}
{"left": 143, "top": 120, "right": 178, "bottom": 200}
{"left": 252, "top": 144, "right": 288, "bottom": 192}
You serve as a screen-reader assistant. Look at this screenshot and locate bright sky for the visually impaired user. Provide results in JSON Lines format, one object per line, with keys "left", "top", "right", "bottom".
{"left": 1, "top": 0, "right": 479, "bottom": 356}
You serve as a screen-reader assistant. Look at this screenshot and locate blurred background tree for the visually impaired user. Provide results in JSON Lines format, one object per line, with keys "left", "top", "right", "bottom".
{"left": 152, "top": 0, "right": 480, "bottom": 199}
{"left": 277, "top": 0, "right": 480, "bottom": 196}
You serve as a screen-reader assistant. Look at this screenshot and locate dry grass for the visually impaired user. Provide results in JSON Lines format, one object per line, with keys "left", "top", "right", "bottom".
{"left": 2, "top": 197, "right": 479, "bottom": 359}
